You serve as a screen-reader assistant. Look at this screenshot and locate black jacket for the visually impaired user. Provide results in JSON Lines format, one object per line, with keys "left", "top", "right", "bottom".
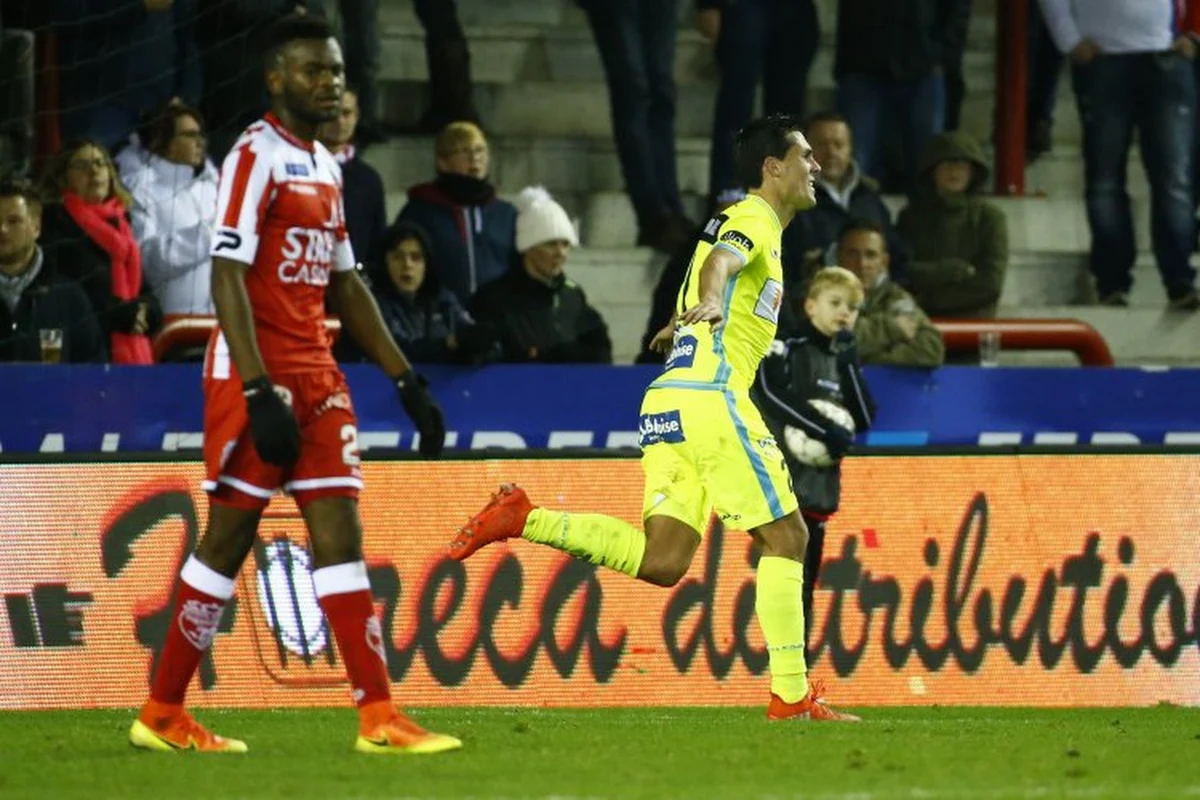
{"left": 342, "top": 154, "right": 387, "bottom": 268}
{"left": 471, "top": 267, "right": 612, "bottom": 364}
{"left": 0, "top": 249, "right": 106, "bottom": 363}
{"left": 39, "top": 203, "right": 163, "bottom": 340}
{"left": 834, "top": 0, "right": 971, "bottom": 83}
{"left": 751, "top": 316, "right": 876, "bottom": 514}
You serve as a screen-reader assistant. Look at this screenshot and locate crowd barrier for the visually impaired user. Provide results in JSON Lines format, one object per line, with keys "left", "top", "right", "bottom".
{"left": 1, "top": 452, "right": 1197, "bottom": 710}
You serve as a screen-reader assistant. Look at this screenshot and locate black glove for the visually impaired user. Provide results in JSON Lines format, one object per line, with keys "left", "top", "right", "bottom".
{"left": 243, "top": 376, "right": 301, "bottom": 467}
{"left": 396, "top": 371, "right": 446, "bottom": 458}
{"left": 820, "top": 423, "right": 855, "bottom": 462}
{"left": 832, "top": 328, "right": 859, "bottom": 368}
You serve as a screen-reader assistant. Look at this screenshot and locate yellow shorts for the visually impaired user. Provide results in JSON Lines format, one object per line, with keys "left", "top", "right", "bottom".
{"left": 638, "top": 384, "right": 798, "bottom": 534}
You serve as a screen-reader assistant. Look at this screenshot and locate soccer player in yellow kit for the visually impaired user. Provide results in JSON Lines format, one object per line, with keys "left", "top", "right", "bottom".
{"left": 449, "top": 115, "right": 858, "bottom": 722}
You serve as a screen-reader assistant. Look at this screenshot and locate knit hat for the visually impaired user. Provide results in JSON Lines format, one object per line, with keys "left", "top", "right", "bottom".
{"left": 514, "top": 186, "right": 579, "bottom": 253}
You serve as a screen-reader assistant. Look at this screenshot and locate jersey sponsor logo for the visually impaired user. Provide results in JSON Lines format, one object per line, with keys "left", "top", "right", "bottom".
{"left": 285, "top": 162, "right": 310, "bottom": 177}
{"left": 279, "top": 227, "right": 337, "bottom": 285}
{"left": 719, "top": 229, "right": 755, "bottom": 254}
{"left": 753, "top": 278, "right": 784, "bottom": 323}
{"left": 213, "top": 229, "right": 243, "bottom": 253}
{"left": 638, "top": 410, "right": 685, "bottom": 447}
{"left": 664, "top": 334, "right": 698, "bottom": 371}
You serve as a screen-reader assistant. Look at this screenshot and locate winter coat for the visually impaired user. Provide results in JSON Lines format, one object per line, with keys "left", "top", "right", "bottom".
{"left": 751, "top": 316, "right": 876, "bottom": 515}
{"left": 340, "top": 152, "right": 387, "bottom": 268}
{"left": 0, "top": 248, "right": 106, "bottom": 363}
{"left": 897, "top": 131, "right": 1009, "bottom": 318}
{"left": 396, "top": 174, "right": 519, "bottom": 306}
{"left": 471, "top": 267, "right": 612, "bottom": 364}
{"left": 854, "top": 276, "right": 945, "bottom": 367}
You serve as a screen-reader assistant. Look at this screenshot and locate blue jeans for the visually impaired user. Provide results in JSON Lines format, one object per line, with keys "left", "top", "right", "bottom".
{"left": 708, "top": 0, "right": 819, "bottom": 198}
{"left": 1072, "top": 53, "right": 1196, "bottom": 298}
{"left": 836, "top": 72, "right": 943, "bottom": 192}
{"left": 583, "top": 0, "right": 683, "bottom": 225}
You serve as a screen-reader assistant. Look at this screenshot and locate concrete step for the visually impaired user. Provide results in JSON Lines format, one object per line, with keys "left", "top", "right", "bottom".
{"left": 997, "top": 305, "right": 1200, "bottom": 366}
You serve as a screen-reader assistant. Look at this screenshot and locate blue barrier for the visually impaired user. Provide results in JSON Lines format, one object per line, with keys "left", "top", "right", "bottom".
{"left": 2, "top": 364, "right": 1199, "bottom": 453}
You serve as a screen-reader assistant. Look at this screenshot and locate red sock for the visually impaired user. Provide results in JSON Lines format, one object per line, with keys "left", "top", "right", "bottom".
{"left": 149, "top": 555, "right": 235, "bottom": 706}
{"left": 313, "top": 561, "right": 391, "bottom": 708}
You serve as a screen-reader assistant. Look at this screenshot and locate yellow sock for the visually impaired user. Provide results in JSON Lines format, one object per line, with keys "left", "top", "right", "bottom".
{"left": 755, "top": 555, "right": 808, "bottom": 703}
{"left": 521, "top": 508, "right": 646, "bottom": 578}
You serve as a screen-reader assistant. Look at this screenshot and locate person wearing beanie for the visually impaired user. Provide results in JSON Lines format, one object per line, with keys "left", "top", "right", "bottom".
{"left": 394, "top": 122, "right": 518, "bottom": 306}
{"left": 471, "top": 186, "right": 612, "bottom": 364}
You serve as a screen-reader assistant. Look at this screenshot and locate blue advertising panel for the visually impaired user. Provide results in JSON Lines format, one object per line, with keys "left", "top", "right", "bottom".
{"left": 1, "top": 365, "right": 1199, "bottom": 453}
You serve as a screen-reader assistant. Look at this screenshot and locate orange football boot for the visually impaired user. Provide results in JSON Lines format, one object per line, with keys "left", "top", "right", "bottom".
{"left": 355, "top": 701, "right": 462, "bottom": 755}
{"left": 448, "top": 484, "right": 533, "bottom": 561}
{"left": 129, "top": 699, "right": 248, "bottom": 752}
{"left": 767, "top": 680, "right": 861, "bottom": 722}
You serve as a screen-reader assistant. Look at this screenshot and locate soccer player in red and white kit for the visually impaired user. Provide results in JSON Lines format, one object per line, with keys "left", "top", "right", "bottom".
{"left": 128, "top": 14, "right": 460, "bottom": 755}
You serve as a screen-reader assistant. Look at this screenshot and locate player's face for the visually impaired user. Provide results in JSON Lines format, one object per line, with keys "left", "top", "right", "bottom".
{"left": 164, "top": 113, "right": 206, "bottom": 168}
{"left": 523, "top": 239, "right": 571, "bottom": 283}
{"left": 776, "top": 131, "right": 820, "bottom": 211}
{"left": 933, "top": 159, "right": 973, "bottom": 195}
{"left": 276, "top": 38, "right": 346, "bottom": 125}
{"left": 65, "top": 145, "right": 112, "bottom": 203}
{"left": 805, "top": 286, "right": 860, "bottom": 337}
{"left": 808, "top": 121, "right": 851, "bottom": 185}
{"left": 837, "top": 229, "right": 890, "bottom": 288}
{"left": 0, "top": 196, "right": 40, "bottom": 271}
{"left": 387, "top": 237, "right": 427, "bottom": 295}
{"left": 318, "top": 89, "right": 360, "bottom": 149}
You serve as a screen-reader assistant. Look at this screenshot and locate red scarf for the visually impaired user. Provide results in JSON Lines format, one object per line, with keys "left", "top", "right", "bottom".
{"left": 62, "top": 191, "right": 153, "bottom": 364}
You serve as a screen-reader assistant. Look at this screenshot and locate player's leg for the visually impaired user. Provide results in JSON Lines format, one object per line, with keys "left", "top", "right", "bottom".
{"left": 130, "top": 497, "right": 263, "bottom": 753}
{"left": 300, "top": 494, "right": 462, "bottom": 755}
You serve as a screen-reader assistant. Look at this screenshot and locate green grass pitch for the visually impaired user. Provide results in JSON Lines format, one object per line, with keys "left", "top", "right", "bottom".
{"left": 0, "top": 706, "right": 1197, "bottom": 799}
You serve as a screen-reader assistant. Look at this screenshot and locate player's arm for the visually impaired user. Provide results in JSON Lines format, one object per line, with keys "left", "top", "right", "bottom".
{"left": 211, "top": 256, "right": 268, "bottom": 382}
{"left": 329, "top": 268, "right": 446, "bottom": 458}
{"left": 677, "top": 246, "right": 746, "bottom": 328}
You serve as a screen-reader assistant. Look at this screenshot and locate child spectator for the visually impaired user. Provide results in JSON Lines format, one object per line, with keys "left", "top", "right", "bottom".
{"left": 751, "top": 266, "right": 876, "bottom": 659}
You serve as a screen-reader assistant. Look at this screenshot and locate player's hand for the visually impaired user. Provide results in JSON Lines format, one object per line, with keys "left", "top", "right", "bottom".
{"left": 396, "top": 371, "right": 446, "bottom": 458}
{"left": 649, "top": 321, "right": 676, "bottom": 354}
{"left": 243, "top": 376, "right": 301, "bottom": 467}
{"left": 821, "top": 423, "right": 855, "bottom": 463}
{"left": 678, "top": 297, "right": 724, "bottom": 330}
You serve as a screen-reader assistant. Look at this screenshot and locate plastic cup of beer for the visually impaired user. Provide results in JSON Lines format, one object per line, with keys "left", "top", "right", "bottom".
{"left": 39, "top": 328, "right": 64, "bottom": 364}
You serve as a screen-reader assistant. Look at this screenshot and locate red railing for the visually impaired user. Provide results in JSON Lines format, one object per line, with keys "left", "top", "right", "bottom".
{"left": 993, "top": 0, "right": 1030, "bottom": 195}
{"left": 152, "top": 316, "right": 343, "bottom": 362}
{"left": 934, "top": 318, "right": 1115, "bottom": 366}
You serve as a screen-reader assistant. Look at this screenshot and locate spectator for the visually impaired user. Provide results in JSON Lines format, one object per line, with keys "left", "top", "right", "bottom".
{"left": 0, "top": 179, "right": 104, "bottom": 362}
{"left": 54, "top": 0, "right": 202, "bottom": 151}
{"left": 1027, "top": 1, "right": 1064, "bottom": 162}
{"left": 124, "top": 104, "right": 217, "bottom": 322}
{"left": 1039, "top": 0, "right": 1198, "bottom": 310}
{"left": 39, "top": 139, "right": 161, "bottom": 364}
{"left": 898, "top": 131, "right": 1008, "bottom": 318}
{"left": 834, "top": 0, "right": 967, "bottom": 193}
{"left": 940, "top": 0, "right": 974, "bottom": 131}
{"left": 407, "top": 0, "right": 479, "bottom": 133}
{"left": 579, "top": 0, "right": 693, "bottom": 253}
{"left": 315, "top": 0, "right": 386, "bottom": 145}
{"left": 396, "top": 122, "right": 518, "bottom": 306}
{"left": 472, "top": 187, "right": 612, "bottom": 364}
{"left": 340, "top": 220, "right": 497, "bottom": 365}
{"left": 0, "top": 7, "right": 34, "bottom": 178}
{"left": 781, "top": 111, "right": 910, "bottom": 292}
{"left": 837, "top": 219, "right": 944, "bottom": 367}
{"left": 318, "top": 86, "right": 386, "bottom": 267}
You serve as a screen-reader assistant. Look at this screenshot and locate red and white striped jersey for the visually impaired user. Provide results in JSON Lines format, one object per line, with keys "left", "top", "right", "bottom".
{"left": 206, "top": 112, "right": 355, "bottom": 378}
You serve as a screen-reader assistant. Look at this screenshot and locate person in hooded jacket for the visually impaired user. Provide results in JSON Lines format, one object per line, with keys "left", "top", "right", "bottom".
{"left": 394, "top": 121, "right": 518, "bottom": 307}
{"left": 339, "top": 220, "right": 498, "bottom": 366}
{"left": 897, "top": 130, "right": 1008, "bottom": 318}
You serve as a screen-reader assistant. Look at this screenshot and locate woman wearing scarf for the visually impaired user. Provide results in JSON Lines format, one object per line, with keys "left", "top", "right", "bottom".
{"left": 39, "top": 139, "right": 161, "bottom": 364}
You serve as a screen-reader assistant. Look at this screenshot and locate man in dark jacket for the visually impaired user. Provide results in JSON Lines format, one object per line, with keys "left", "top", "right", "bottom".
{"left": 472, "top": 187, "right": 611, "bottom": 364}
{"left": 396, "top": 122, "right": 518, "bottom": 306}
{"left": 319, "top": 86, "right": 386, "bottom": 267}
{"left": 833, "top": 0, "right": 970, "bottom": 192}
{"left": 0, "top": 180, "right": 104, "bottom": 362}
{"left": 782, "top": 111, "right": 910, "bottom": 290}
{"left": 751, "top": 266, "right": 875, "bottom": 660}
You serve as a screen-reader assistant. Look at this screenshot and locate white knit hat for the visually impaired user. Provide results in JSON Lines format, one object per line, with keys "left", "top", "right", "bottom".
{"left": 514, "top": 186, "right": 579, "bottom": 253}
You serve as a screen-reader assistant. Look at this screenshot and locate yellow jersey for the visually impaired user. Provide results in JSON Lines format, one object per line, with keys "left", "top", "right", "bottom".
{"left": 654, "top": 194, "right": 785, "bottom": 392}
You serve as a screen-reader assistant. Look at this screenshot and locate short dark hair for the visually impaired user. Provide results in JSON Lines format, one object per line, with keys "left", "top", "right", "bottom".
{"left": 838, "top": 217, "right": 887, "bottom": 246}
{"left": 733, "top": 113, "right": 805, "bottom": 190}
{"left": 804, "top": 110, "right": 849, "bottom": 133}
{"left": 0, "top": 178, "right": 42, "bottom": 213}
{"left": 143, "top": 103, "right": 205, "bottom": 155}
{"left": 264, "top": 13, "right": 337, "bottom": 68}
